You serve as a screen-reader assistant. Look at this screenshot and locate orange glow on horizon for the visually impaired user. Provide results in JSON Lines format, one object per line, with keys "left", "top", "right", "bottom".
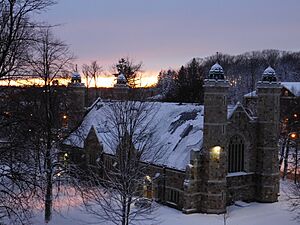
{"left": 0, "top": 72, "right": 158, "bottom": 88}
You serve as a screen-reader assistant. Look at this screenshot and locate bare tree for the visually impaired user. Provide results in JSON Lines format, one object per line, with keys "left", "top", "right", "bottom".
{"left": 26, "top": 27, "right": 74, "bottom": 223}
{"left": 0, "top": 0, "right": 55, "bottom": 79}
{"left": 71, "top": 100, "right": 162, "bottom": 225}
{"left": 0, "top": 1, "right": 58, "bottom": 224}
{"left": 285, "top": 181, "right": 300, "bottom": 221}
{"left": 82, "top": 61, "right": 102, "bottom": 89}
{"left": 82, "top": 61, "right": 102, "bottom": 101}
{"left": 0, "top": 113, "right": 39, "bottom": 224}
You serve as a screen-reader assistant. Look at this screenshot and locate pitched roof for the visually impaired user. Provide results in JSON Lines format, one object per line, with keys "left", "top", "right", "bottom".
{"left": 64, "top": 100, "right": 236, "bottom": 171}
{"left": 244, "top": 82, "right": 300, "bottom": 97}
{"left": 281, "top": 82, "right": 300, "bottom": 96}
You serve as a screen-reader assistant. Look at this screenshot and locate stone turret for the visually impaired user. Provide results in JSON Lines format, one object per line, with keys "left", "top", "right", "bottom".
{"left": 70, "top": 71, "right": 84, "bottom": 86}
{"left": 183, "top": 63, "right": 229, "bottom": 214}
{"left": 113, "top": 73, "right": 129, "bottom": 99}
{"left": 256, "top": 66, "right": 281, "bottom": 202}
{"left": 195, "top": 63, "right": 228, "bottom": 213}
{"left": 67, "top": 71, "right": 86, "bottom": 129}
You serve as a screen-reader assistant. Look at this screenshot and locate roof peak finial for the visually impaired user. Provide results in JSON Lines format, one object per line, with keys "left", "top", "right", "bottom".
{"left": 216, "top": 51, "right": 220, "bottom": 63}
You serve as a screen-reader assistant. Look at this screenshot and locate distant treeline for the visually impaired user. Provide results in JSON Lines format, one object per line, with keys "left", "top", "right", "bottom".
{"left": 157, "top": 49, "right": 300, "bottom": 103}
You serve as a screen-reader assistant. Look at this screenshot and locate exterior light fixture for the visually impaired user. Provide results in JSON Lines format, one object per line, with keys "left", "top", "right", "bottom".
{"left": 145, "top": 175, "right": 151, "bottom": 182}
{"left": 63, "top": 115, "right": 67, "bottom": 119}
{"left": 210, "top": 146, "right": 222, "bottom": 161}
{"left": 290, "top": 132, "right": 298, "bottom": 140}
{"left": 294, "top": 113, "right": 298, "bottom": 118}
{"left": 63, "top": 152, "right": 69, "bottom": 161}
{"left": 143, "top": 175, "right": 152, "bottom": 198}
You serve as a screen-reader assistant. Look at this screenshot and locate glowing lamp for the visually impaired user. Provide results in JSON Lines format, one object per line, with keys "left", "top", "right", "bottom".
{"left": 63, "top": 152, "right": 69, "bottom": 161}
{"left": 145, "top": 175, "right": 151, "bottom": 182}
{"left": 210, "top": 146, "right": 222, "bottom": 161}
{"left": 290, "top": 132, "right": 298, "bottom": 140}
{"left": 63, "top": 115, "right": 67, "bottom": 119}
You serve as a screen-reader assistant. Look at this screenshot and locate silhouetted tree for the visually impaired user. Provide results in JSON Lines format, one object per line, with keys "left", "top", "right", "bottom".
{"left": 0, "top": 0, "right": 55, "bottom": 79}
{"left": 73, "top": 100, "right": 161, "bottom": 225}
{"left": 113, "top": 57, "right": 142, "bottom": 88}
{"left": 27, "top": 27, "right": 74, "bottom": 223}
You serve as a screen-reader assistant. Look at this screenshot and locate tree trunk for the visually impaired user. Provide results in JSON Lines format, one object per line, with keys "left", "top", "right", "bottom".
{"left": 44, "top": 82, "right": 53, "bottom": 223}
{"left": 279, "top": 138, "right": 287, "bottom": 169}
{"left": 283, "top": 140, "right": 290, "bottom": 180}
{"left": 126, "top": 196, "right": 131, "bottom": 225}
{"left": 45, "top": 158, "right": 52, "bottom": 222}
{"left": 122, "top": 196, "right": 127, "bottom": 225}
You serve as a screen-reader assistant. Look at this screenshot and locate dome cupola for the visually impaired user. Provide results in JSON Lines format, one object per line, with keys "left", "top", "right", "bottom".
{"left": 71, "top": 71, "right": 82, "bottom": 83}
{"left": 209, "top": 63, "right": 225, "bottom": 80}
{"left": 261, "top": 66, "right": 278, "bottom": 82}
{"left": 69, "top": 71, "right": 85, "bottom": 87}
{"left": 117, "top": 73, "right": 127, "bottom": 85}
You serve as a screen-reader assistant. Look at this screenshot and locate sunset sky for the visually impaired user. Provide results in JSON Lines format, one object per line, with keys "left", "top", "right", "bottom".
{"left": 38, "top": 0, "right": 300, "bottom": 86}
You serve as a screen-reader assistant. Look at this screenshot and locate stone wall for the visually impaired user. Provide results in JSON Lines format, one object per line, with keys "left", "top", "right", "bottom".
{"left": 226, "top": 173, "right": 256, "bottom": 204}
{"left": 227, "top": 104, "right": 258, "bottom": 173}
{"left": 226, "top": 105, "right": 258, "bottom": 204}
{"left": 139, "top": 164, "right": 186, "bottom": 209}
{"left": 66, "top": 133, "right": 186, "bottom": 210}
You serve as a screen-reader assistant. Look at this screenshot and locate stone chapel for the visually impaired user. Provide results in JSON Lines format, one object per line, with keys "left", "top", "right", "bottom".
{"left": 64, "top": 63, "right": 281, "bottom": 214}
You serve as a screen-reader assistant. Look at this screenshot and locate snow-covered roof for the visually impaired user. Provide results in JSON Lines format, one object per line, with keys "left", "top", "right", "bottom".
{"left": 117, "top": 73, "right": 126, "bottom": 81}
{"left": 209, "top": 63, "right": 225, "bottom": 80}
{"left": 71, "top": 72, "right": 81, "bottom": 79}
{"left": 227, "top": 102, "right": 253, "bottom": 120}
{"left": 281, "top": 82, "right": 300, "bottom": 96}
{"left": 263, "top": 66, "right": 276, "bottom": 76}
{"left": 64, "top": 101, "right": 236, "bottom": 171}
{"left": 244, "top": 82, "right": 300, "bottom": 97}
{"left": 261, "top": 66, "right": 278, "bottom": 82}
{"left": 210, "top": 63, "right": 224, "bottom": 74}
{"left": 244, "top": 91, "right": 257, "bottom": 98}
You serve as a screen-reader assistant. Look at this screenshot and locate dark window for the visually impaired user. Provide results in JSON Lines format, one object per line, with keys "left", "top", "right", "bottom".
{"left": 228, "top": 135, "right": 245, "bottom": 173}
{"left": 166, "top": 188, "right": 180, "bottom": 205}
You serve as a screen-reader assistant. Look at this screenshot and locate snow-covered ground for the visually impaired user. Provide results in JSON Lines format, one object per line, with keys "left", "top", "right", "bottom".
{"left": 30, "top": 181, "right": 299, "bottom": 225}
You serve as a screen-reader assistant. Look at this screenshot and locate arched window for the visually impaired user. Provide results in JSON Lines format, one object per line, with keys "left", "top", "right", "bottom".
{"left": 228, "top": 135, "right": 245, "bottom": 173}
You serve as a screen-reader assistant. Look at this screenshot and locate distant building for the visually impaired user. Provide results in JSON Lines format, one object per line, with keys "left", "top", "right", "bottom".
{"left": 244, "top": 80, "right": 300, "bottom": 135}
{"left": 64, "top": 63, "right": 281, "bottom": 214}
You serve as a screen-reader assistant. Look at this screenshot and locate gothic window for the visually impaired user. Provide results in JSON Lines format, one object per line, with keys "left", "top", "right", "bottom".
{"left": 228, "top": 135, "right": 245, "bottom": 173}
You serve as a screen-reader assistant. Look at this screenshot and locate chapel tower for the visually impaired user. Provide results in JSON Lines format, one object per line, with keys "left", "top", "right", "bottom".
{"left": 256, "top": 66, "right": 281, "bottom": 202}
{"left": 200, "top": 63, "right": 229, "bottom": 213}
